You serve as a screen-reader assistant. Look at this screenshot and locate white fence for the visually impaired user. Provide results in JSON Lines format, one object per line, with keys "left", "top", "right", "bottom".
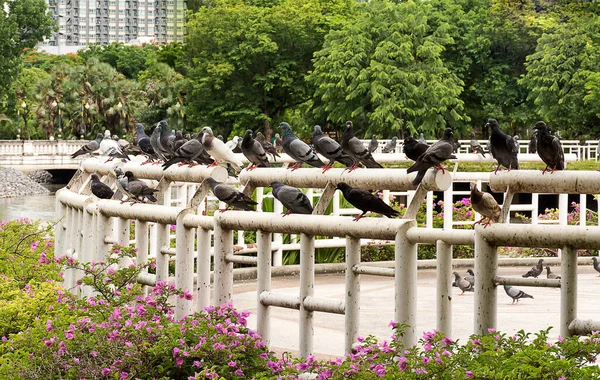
{"left": 55, "top": 159, "right": 600, "bottom": 356}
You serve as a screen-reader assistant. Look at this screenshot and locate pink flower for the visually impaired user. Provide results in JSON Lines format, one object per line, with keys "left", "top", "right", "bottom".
{"left": 101, "top": 368, "right": 110, "bottom": 375}
{"left": 465, "top": 370, "right": 474, "bottom": 378}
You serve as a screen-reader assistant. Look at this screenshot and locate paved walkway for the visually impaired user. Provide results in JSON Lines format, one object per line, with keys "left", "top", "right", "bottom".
{"left": 232, "top": 265, "right": 600, "bottom": 358}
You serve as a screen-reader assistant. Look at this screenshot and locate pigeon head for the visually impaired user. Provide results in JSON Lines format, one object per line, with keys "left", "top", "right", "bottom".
{"left": 403, "top": 136, "right": 416, "bottom": 145}
{"left": 153, "top": 124, "right": 162, "bottom": 135}
{"left": 486, "top": 119, "right": 499, "bottom": 129}
{"left": 124, "top": 171, "right": 135, "bottom": 180}
{"left": 279, "top": 122, "right": 294, "bottom": 137}
{"left": 204, "top": 177, "right": 217, "bottom": 189}
{"left": 201, "top": 126, "right": 214, "bottom": 136}
{"left": 269, "top": 180, "right": 283, "bottom": 189}
{"left": 533, "top": 121, "right": 548, "bottom": 132}
{"left": 442, "top": 128, "right": 454, "bottom": 140}
{"left": 391, "top": 136, "right": 397, "bottom": 142}
{"left": 136, "top": 123, "right": 144, "bottom": 132}
{"left": 313, "top": 125, "right": 323, "bottom": 135}
{"left": 244, "top": 130, "right": 253, "bottom": 139}
{"left": 336, "top": 182, "right": 351, "bottom": 192}
{"left": 91, "top": 174, "right": 100, "bottom": 182}
{"left": 94, "top": 133, "right": 103, "bottom": 142}
{"left": 112, "top": 135, "right": 119, "bottom": 141}
{"left": 255, "top": 132, "right": 266, "bottom": 142}
{"left": 452, "top": 272, "right": 461, "bottom": 279}
{"left": 104, "top": 130, "right": 111, "bottom": 138}
{"left": 469, "top": 181, "right": 478, "bottom": 192}
{"left": 470, "top": 132, "right": 476, "bottom": 138}
{"left": 467, "top": 269, "right": 474, "bottom": 275}
{"left": 113, "top": 165, "right": 124, "bottom": 176}
{"left": 158, "top": 120, "right": 168, "bottom": 129}
{"left": 345, "top": 121, "right": 353, "bottom": 129}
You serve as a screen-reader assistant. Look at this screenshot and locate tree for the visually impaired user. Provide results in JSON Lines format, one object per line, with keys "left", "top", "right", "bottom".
{"left": 137, "top": 63, "right": 187, "bottom": 129}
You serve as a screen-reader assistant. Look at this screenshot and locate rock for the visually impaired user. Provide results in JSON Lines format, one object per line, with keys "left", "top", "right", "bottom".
{"left": 0, "top": 168, "right": 50, "bottom": 198}
{"left": 27, "top": 170, "right": 53, "bottom": 184}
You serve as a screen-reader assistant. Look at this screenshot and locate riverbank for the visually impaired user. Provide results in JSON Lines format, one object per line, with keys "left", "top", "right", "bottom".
{"left": 0, "top": 168, "right": 50, "bottom": 198}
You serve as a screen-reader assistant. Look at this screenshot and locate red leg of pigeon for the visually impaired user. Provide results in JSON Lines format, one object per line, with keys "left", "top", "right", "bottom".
{"left": 290, "top": 163, "right": 303, "bottom": 171}
{"left": 321, "top": 163, "right": 333, "bottom": 174}
{"left": 482, "top": 218, "right": 493, "bottom": 228}
{"left": 208, "top": 161, "right": 220, "bottom": 168}
{"left": 353, "top": 212, "right": 366, "bottom": 222}
{"left": 103, "top": 157, "right": 114, "bottom": 163}
{"left": 152, "top": 161, "right": 162, "bottom": 165}
{"left": 345, "top": 163, "right": 359, "bottom": 173}
{"left": 434, "top": 165, "right": 447, "bottom": 174}
{"left": 188, "top": 162, "right": 199, "bottom": 167}
{"left": 493, "top": 164, "right": 502, "bottom": 174}
{"left": 218, "top": 206, "right": 231, "bottom": 213}
{"left": 282, "top": 210, "right": 293, "bottom": 217}
{"left": 141, "top": 159, "right": 152, "bottom": 165}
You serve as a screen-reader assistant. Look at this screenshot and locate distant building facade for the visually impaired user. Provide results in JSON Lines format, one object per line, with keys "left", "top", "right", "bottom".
{"left": 39, "top": 0, "right": 186, "bottom": 54}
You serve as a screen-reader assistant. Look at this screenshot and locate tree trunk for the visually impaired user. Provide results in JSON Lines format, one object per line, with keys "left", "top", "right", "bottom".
{"left": 264, "top": 119, "right": 272, "bottom": 142}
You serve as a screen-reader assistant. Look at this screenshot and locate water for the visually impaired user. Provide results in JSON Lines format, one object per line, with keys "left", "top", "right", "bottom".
{"left": 0, "top": 184, "right": 64, "bottom": 222}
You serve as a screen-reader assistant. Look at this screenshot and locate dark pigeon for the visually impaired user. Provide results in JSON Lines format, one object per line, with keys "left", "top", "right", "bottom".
{"left": 470, "top": 182, "right": 501, "bottom": 227}
{"left": 90, "top": 174, "right": 114, "bottom": 199}
{"left": 336, "top": 182, "right": 399, "bottom": 221}
{"left": 341, "top": 121, "right": 382, "bottom": 170}
{"left": 407, "top": 128, "right": 456, "bottom": 186}
{"left": 113, "top": 166, "right": 134, "bottom": 203}
{"left": 533, "top": 121, "right": 564, "bottom": 173}
{"left": 270, "top": 181, "right": 313, "bottom": 215}
{"left": 162, "top": 133, "right": 205, "bottom": 170}
{"left": 71, "top": 133, "right": 102, "bottom": 158}
{"left": 256, "top": 132, "right": 281, "bottom": 161}
{"left": 135, "top": 123, "right": 157, "bottom": 164}
{"left": 528, "top": 131, "right": 538, "bottom": 154}
{"left": 592, "top": 257, "right": 600, "bottom": 277}
{"left": 545, "top": 266, "right": 561, "bottom": 280}
{"left": 124, "top": 171, "right": 158, "bottom": 203}
{"left": 156, "top": 120, "right": 174, "bottom": 160}
{"left": 368, "top": 135, "right": 378, "bottom": 153}
{"left": 205, "top": 177, "right": 257, "bottom": 212}
{"left": 172, "top": 130, "right": 188, "bottom": 152}
{"left": 453, "top": 271, "right": 473, "bottom": 295}
{"left": 279, "top": 122, "right": 325, "bottom": 170}
{"left": 241, "top": 130, "right": 270, "bottom": 170}
{"left": 487, "top": 119, "right": 519, "bottom": 173}
{"left": 469, "top": 132, "right": 486, "bottom": 156}
{"left": 311, "top": 125, "right": 353, "bottom": 172}
{"left": 522, "top": 258, "right": 544, "bottom": 278}
{"left": 504, "top": 285, "right": 533, "bottom": 305}
{"left": 382, "top": 137, "right": 398, "bottom": 153}
{"left": 402, "top": 137, "right": 428, "bottom": 162}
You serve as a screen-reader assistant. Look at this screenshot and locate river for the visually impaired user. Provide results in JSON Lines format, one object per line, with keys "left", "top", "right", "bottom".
{"left": 0, "top": 184, "right": 64, "bottom": 222}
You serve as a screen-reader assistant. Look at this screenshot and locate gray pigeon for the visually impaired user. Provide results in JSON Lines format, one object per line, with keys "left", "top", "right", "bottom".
{"left": 407, "top": 128, "right": 457, "bottom": 186}
{"left": 470, "top": 182, "right": 501, "bottom": 227}
{"left": 487, "top": 119, "right": 519, "bottom": 173}
{"left": 528, "top": 131, "right": 538, "bottom": 154}
{"left": 279, "top": 122, "right": 325, "bottom": 170}
{"left": 274, "top": 133, "right": 283, "bottom": 153}
{"left": 150, "top": 124, "right": 166, "bottom": 162}
{"left": 368, "top": 135, "right": 378, "bottom": 153}
{"left": 241, "top": 130, "right": 270, "bottom": 169}
{"left": 113, "top": 166, "right": 134, "bottom": 203}
{"left": 124, "top": 171, "right": 158, "bottom": 203}
{"left": 466, "top": 269, "right": 475, "bottom": 286}
{"left": 382, "top": 136, "right": 398, "bottom": 153}
{"left": 336, "top": 182, "right": 399, "bottom": 221}
{"left": 71, "top": 133, "right": 102, "bottom": 158}
{"left": 255, "top": 132, "right": 281, "bottom": 161}
{"left": 469, "top": 132, "right": 486, "bottom": 156}
{"left": 522, "top": 258, "right": 544, "bottom": 278}
{"left": 533, "top": 121, "right": 564, "bottom": 173}
{"left": 156, "top": 121, "right": 175, "bottom": 160}
{"left": 592, "top": 257, "right": 600, "bottom": 277}
{"left": 200, "top": 127, "right": 244, "bottom": 171}
{"left": 545, "top": 266, "right": 561, "bottom": 280}
{"left": 135, "top": 123, "right": 157, "bottom": 164}
{"left": 419, "top": 133, "right": 427, "bottom": 144}
{"left": 205, "top": 177, "right": 257, "bottom": 212}
{"left": 162, "top": 133, "right": 205, "bottom": 170}
{"left": 311, "top": 125, "right": 353, "bottom": 172}
{"left": 341, "top": 121, "right": 382, "bottom": 170}
{"left": 90, "top": 174, "right": 114, "bottom": 200}
{"left": 504, "top": 285, "right": 533, "bottom": 305}
{"left": 453, "top": 271, "right": 473, "bottom": 295}
{"left": 172, "top": 130, "right": 187, "bottom": 152}
{"left": 270, "top": 181, "right": 313, "bottom": 215}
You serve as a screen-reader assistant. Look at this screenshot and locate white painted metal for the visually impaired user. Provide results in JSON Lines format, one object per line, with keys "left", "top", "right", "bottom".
{"left": 213, "top": 224, "right": 234, "bottom": 305}
{"left": 345, "top": 237, "right": 360, "bottom": 354}
{"left": 474, "top": 226, "right": 497, "bottom": 336}
{"left": 494, "top": 276, "right": 560, "bottom": 288}
{"left": 196, "top": 227, "right": 212, "bottom": 312}
{"left": 561, "top": 246, "right": 577, "bottom": 338}
{"left": 436, "top": 241, "right": 452, "bottom": 338}
{"left": 175, "top": 209, "right": 195, "bottom": 319}
{"left": 490, "top": 170, "right": 600, "bottom": 194}
{"left": 395, "top": 231, "right": 418, "bottom": 346}
{"left": 257, "top": 230, "right": 272, "bottom": 344}
{"left": 569, "top": 319, "right": 600, "bottom": 335}
{"left": 154, "top": 223, "right": 170, "bottom": 282}
{"left": 299, "top": 233, "right": 315, "bottom": 357}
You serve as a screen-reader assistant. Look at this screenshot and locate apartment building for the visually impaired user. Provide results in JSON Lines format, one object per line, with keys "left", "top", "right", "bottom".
{"left": 40, "top": 0, "right": 187, "bottom": 54}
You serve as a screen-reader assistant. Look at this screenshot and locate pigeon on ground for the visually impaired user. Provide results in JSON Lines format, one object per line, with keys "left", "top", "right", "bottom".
{"left": 90, "top": 174, "right": 114, "bottom": 199}
{"left": 522, "top": 258, "right": 544, "bottom": 278}
{"left": 368, "top": 135, "right": 378, "bottom": 153}
{"left": 200, "top": 127, "right": 244, "bottom": 171}
{"left": 205, "top": 178, "right": 257, "bottom": 212}
{"left": 311, "top": 125, "right": 353, "bottom": 172}
{"left": 341, "top": 121, "right": 382, "bottom": 170}
{"left": 453, "top": 272, "right": 474, "bottom": 295}
{"left": 71, "top": 133, "right": 102, "bottom": 158}
{"left": 241, "top": 130, "right": 270, "bottom": 170}
{"left": 162, "top": 133, "right": 205, "bottom": 170}
{"left": 545, "top": 266, "right": 561, "bottom": 280}
{"left": 528, "top": 131, "right": 538, "bottom": 154}
{"left": 466, "top": 269, "right": 475, "bottom": 286}
{"left": 487, "top": 119, "right": 519, "bottom": 173}
{"left": 402, "top": 137, "right": 429, "bottom": 162}
{"left": 470, "top": 182, "right": 501, "bottom": 227}
{"left": 382, "top": 137, "right": 398, "bottom": 153}
{"left": 407, "top": 128, "right": 456, "bottom": 186}
{"left": 135, "top": 123, "right": 157, "bottom": 164}
{"left": 469, "top": 132, "right": 486, "bottom": 156}
{"left": 100, "top": 131, "right": 129, "bottom": 161}
{"left": 504, "top": 285, "right": 534, "bottom": 305}
{"left": 270, "top": 181, "right": 313, "bottom": 215}
{"left": 124, "top": 171, "right": 158, "bottom": 203}
{"left": 336, "top": 182, "right": 399, "bottom": 221}
{"left": 256, "top": 132, "right": 281, "bottom": 161}
{"left": 533, "top": 121, "right": 564, "bottom": 173}
{"left": 419, "top": 133, "right": 427, "bottom": 144}
{"left": 274, "top": 133, "right": 283, "bottom": 153}
{"left": 113, "top": 166, "right": 134, "bottom": 203}
{"left": 279, "top": 122, "right": 325, "bottom": 170}
{"left": 592, "top": 257, "right": 600, "bottom": 277}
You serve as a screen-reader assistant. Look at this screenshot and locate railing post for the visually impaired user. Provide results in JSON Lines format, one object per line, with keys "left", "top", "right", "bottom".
{"left": 134, "top": 220, "right": 148, "bottom": 273}
{"left": 154, "top": 223, "right": 170, "bottom": 282}
{"left": 213, "top": 223, "right": 234, "bottom": 305}
{"left": 436, "top": 240, "right": 452, "bottom": 338}
{"left": 272, "top": 198, "right": 283, "bottom": 267}
{"left": 395, "top": 230, "right": 417, "bottom": 346}
{"left": 196, "top": 227, "right": 211, "bottom": 313}
{"left": 175, "top": 210, "right": 194, "bottom": 319}
{"left": 55, "top": 191, "right": 67, "bottom": 258}
{"left": 345, "top": 236, "right": 360, "bottom": 354}
{"left": 257, "top": 230, "right": 272, "bottom": 344}
{"left": 474, "top": 226, "right": 497, "bottom": 335}
{"left": 299, "top": 233, "right": 315, "bottom": 357}
{"left": 96, "top": 213, "right": 113, "bottom": 263}
{"left": 561, "top": 245, "right": 577, "bottom": 338}
{"left": 557, "top": 193, "right": 568, "bottom": 257}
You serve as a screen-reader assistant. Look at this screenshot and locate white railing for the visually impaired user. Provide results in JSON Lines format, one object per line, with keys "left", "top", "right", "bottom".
{"left": 0, "top": 139, "right": 88, "bottom": 156}
{"left": 55, "top": 159, "right": 600, "bottom": 357}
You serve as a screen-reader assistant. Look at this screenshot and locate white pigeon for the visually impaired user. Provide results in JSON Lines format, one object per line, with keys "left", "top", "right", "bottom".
{"left": 99, "top": 130, "right": 129, "bottom": 161}
{"left": 225, "top": 136, "right": 241, "bottom": 151}
{"left": 200, "top": 127, "right": 244, "bottom": 171}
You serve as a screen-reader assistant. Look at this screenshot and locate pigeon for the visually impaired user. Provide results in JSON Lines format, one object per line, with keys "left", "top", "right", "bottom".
{"left": 204, "top": 177, "right": 257, "bottom": 212}
{"left": 274, "top": 133, "right": 283, "bottom": 153}
{"left": 270, "top": 181, "right": 313, "bottom": 215}
{"left": 487, "top": 119, "right": 519, "bottom": 173}
{"left": 225, "top": 136, "right": 241, "bottom": 152}
{"left": 150, "top": 124, "right": 167, "bottom": 161}
{"left": 592, "top": 257, "right": 600, "bottom": 277}
{"left": 453, "top": 271, "right": 473, "bottom": 295}
{"left": 99, "top": 131, "right": 129, "bottom": 161}
{"left": 156, "top": 121, "right": 175, "bottom": 160}
{"left": 200, "top": 126, "right": 244, "bottom": 171}
{"left": 340, "top": 121, "right": 382, "bottom": 170}
{"left": 71, "top": 133, "right": 102, "bottom": 158}
{"left": 162, "top": 133, "right": 205, "bottom": 170}
{"left": 402, "top": 137, "right": 428, "bottom": 162}
{"left": 112, "top": 134, "right": 131, "bottom": 152}
{"left": 171, "top": 131, "right": 188, "bottom": 152}
{"left": 255, "top": 132, "right": 281, "bottom": 161}
{"left": 90, "top": 174, "right": 114, "bottom": 199}
{"left": 279, "top": 122, "right": 325, "bottom": 170}
{"left": 545, "top": 266, "right": 561, "bottom": 280}
{"left": 124, "top": 171, "right": 158, "bottom": 203}
{"left": 135, "top": 123, "right": 157, "bottom": 164}
{"left": 503, "top": 285, "right": 533, "bottom": 305}
{"left": 382, "top": 137, "right": 398, "bottom": 153}
{"left": 368, "top": 135, "right": 378, "bottom": 153}
{"left": 522, "top": 258, "right": 544, "bottom": 278}
{"left": 336, "top": 182, "right": 399, "bottom": 221}
{"left": 241, "top": 130, "right": 270, "bottom": 170}
{"left": 533, "top": 121, "right": 565, "bottom": 173}
{"left": 512, "top": 135, "right": 520, "bottom": 154}
{"left": 528, "top": 131, "right": 538, "bottom": 154}
{"left": 470, "top": 182, "right": 501, "bottom": 227}
{"left": 465, "top": 269, "right": 475, "bottom": 286}
{"left": 311, "top": 125, "right": 353, "bottom": 172}
{"left": 113, "top": 166, "right": 134, "bottom": 203}
{"left": 419, "top": 133, "right": 427, "bottom": 144}
{"left": 407, "top": 128, "right": 456, "bottom": 186}
{"left": 469, "top": 132, "right": 486, "bottom": 156}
